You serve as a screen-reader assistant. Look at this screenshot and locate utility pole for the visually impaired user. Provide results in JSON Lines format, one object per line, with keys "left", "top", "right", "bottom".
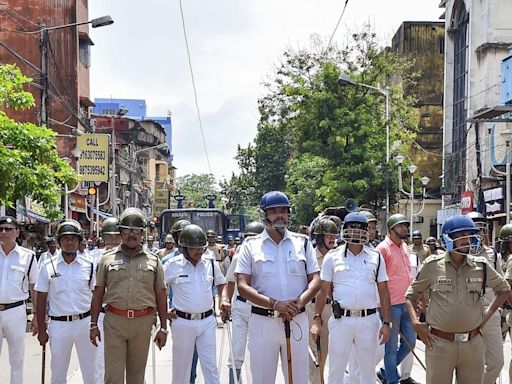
{"left": 39, "top": 26, "right": 49, "bottom": 127}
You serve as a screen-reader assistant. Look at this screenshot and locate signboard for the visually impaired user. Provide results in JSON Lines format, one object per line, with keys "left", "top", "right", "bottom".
{"left": 153, "top": 189, "right": 169, "bottom": 217}
{"left": 460, "top": 191, "right": 474, "bottom": 214}
{"left": 77, "top": 134, "right": 109, "bottom": 182}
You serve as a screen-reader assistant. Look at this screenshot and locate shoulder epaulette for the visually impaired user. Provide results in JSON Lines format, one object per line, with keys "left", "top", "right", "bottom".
{"left": 19, "top": 246, "right": 35, "bottom": 255}
{"left": 424, "top": 254, "right": 444, "bottom": 264}
{"left": 79, "top": 253, "right": 94, "bottom": 263}
{"left": 245, "top": 234, "right": 260, "bottom": 242}
{"left": 147, "top": 253, "right": 158, "bottom": 261}
{"left": 102, "top": 247, "right": 118, "bottom": 257}
{"left": 291, "top": 232, "right": 309, "bottom": 240}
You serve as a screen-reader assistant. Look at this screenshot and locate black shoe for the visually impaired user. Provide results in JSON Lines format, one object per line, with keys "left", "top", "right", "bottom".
{"left": 401, "top": 378, "right": 421, "bottom": 384}
{"left": 376, "top": 370, "right": 387, "bottom": 384}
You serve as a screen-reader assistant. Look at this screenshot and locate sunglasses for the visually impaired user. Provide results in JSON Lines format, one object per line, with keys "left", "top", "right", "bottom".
{"left": 120, "top": 228, "right": 143, "bottom": 234}
{"left": 0, "top": 227, "right": 17, "bottom": 232}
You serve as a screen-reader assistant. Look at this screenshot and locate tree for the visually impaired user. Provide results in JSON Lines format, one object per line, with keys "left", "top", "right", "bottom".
{"left": 0, "top": 64, "right": 79, "bottom": 220}
{"left": 231, "top": 29, "right": 419, "bottom": 224}
{"left": 174, "top": 173, "right": 218, "bottom": 208}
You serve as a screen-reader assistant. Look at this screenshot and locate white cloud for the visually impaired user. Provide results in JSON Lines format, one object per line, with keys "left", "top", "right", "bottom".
{"left": 89, "top": 0, "right": 442, "bottom": 180}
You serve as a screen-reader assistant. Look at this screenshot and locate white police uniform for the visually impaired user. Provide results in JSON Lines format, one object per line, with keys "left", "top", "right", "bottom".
{"left": 35, "top": 251, "right": 97, "bottom": 384}
{"left": 321, "top": 244, "right": 387, "bottom": 383}
{"left": 164, "top": 251, "right": 226, "bottom": 384}
{"left": 235, "top": 229, "right": 319, "bottom": 384}
{"left": 225, "top": 254, "right": 252, "bottom": 377}
{"left": 0, "top": 244, "right": 37, "bottom": 384}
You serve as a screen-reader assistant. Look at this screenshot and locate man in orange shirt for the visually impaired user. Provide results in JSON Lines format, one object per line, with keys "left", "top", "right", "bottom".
{"left": 375, "top": 214, "right": 416, "bottom": 384}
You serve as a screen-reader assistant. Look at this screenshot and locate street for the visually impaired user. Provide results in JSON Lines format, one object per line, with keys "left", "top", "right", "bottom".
{"left": 1, "top": 318, "right": 510, "bottom": 383}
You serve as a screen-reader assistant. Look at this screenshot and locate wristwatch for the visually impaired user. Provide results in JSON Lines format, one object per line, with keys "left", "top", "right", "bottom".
{"left": 383, "top": 321, "right": 392, "bottom": 327}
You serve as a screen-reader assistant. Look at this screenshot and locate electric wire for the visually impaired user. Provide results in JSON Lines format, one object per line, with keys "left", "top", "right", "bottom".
{"left": 177, "top": 0, "right": 213, "bottom": 176}
{"left": 326, "top": 0, "right": 350, "bottom": 50}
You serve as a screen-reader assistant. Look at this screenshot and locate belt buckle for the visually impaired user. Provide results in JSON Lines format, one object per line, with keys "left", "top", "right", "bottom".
{"left": 351, "top": 310, "right": 362, "bottom": 317}
{"left": 72, "top": 315, "right": 79, "bottom": 321}
{"left": 190, "top": 313, "right": 201, "bottom": 320}
{"left": 454, "top": 333, "right": 469, "bottom": 342}
{"left": 127, "top": 310, "right": 135, "bottom": 319}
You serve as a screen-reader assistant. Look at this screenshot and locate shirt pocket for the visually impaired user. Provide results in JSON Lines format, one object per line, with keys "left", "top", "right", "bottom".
{"left": 74, "top": 265, "right": 92, "bottom": 291}
{"left": 137, "top": 263, "right": 156, "bottom": 283}
{"left": 52, "top": 276, "right": 67, "bottom": 292}
{"left": 107, "top": 264, "right": 127, "bottom": 282}
{"left": 9, "top": 264, "right": 25, "bottom": 286}
{"left": 287, "top": 253, "right": 306, "bottom": 276}
{"left": 333, "top": 264, "right": 351, "bottom": 281}
{"left": 254, "top": 253, "right": 274, "bottom": 276}
{"left": 466, "top": 282, "right": 483, "bottom": 306}
{"left": 431, "top": 284, "right": 453, "bottom": 307}
{"left": 202, "top": 274, "right": 214, "bottom": 291}
{"left": 362, "top": 260, "right": 378, "bottom": 283}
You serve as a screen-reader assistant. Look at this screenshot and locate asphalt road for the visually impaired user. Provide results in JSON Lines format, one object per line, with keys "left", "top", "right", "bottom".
{"left": 1, "top": 318, "right": 510, "bottom": 383}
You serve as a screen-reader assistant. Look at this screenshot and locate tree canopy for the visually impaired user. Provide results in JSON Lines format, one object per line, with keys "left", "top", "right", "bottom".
{"left": 221, "top": 29, "right": 419, "bottom": 225}
{"left": 0, "top": 64, "right": 78, "bottom": 220}
{"left": 174, "top": 173, "right": 218, "bottom": 208}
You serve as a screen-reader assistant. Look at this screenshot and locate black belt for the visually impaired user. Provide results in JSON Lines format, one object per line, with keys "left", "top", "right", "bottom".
{"left": 50, "top": 310, "right": 91, "bottom": 322}
{"left": 0, "top": 300, "right": 24, "bottom": 311}
{"left": 504, "top": 303, "right": 512, "bottom": 310}
{"left": 176, "top": 309, "right": 213, "bottom": 320}
{"left": 311, "top": 298, "right": 332, "bottom": 304}
{"left": 236, "top": 295, "right": 247, "bottom": 302}
{"left": 251, "top": 306, "right": 306, "bottom": 317}
{"left": 333, "top": 307, "right": 376, "bottom": 319}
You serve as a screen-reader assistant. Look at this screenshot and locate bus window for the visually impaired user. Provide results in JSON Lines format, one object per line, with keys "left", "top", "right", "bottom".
{"left": 193, "top": 211, "right": 224, "bottom": 235}
{"left": 226, "top": 214, "right": 241, "bottom": 231}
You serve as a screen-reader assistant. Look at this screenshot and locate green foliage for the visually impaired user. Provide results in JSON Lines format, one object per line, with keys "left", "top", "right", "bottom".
{"left": 225, "top": 28, "right": 420, "bottom": 224}
{"left": 0, "top": 64, "right": 79, "bottom": 220}
{"left": 174, "top": 173, "right": 218, "bottom": 208}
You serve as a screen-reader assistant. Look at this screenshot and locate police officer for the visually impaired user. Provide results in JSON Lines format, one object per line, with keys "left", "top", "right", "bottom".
{"left": 90, "top": 208, "right": 168, "bottom": 384}
{"left": 164, "top": 224, "right": 227, "bottom": 384}
{"left": 307, "top": 218, "right": 337, "bottom": 384}
{"left": 146, "top": 235, "right": 160, "bottom": 254}
{"left": 408, "top": 230, "right": 431, "bottom": 263}
{"left": 39, "top": 236, "right": 58, "bottom": 263}
{"left": 157, "top": 234, "right": 176, "bottom": 260}
{"left": 425, "top": 237, "right": 441, "bottom": 255}
{"left": 500, "top": 223, "right": 512, "bottom": 384}
{"left": 465, "top": 211, "right": 505, "bottom": 384}
{"left": 312, "top": 212, "right": 391, "bottom": 384}
{"left": 405, "top": 214, "right": 510, "bottom": 384}
{"left": 360, "top": 211, "right": 378, "bottom": 247}
{"left": 207, "top": 229, "right": 225, "bottom": 264}
{"left": 222, "top": 221, "right": 265, "bottom": 384}
{"left": 91, "top": 217, "right": 122, "bottom": 384}
{"left": 35, "top": 220, "right": 97, "bottom": 384}
{"left": 0, "top": 216, "right": 38, "bottom": 384}
{"left": 236, "top": 191, "right": 320, "bottom": 383}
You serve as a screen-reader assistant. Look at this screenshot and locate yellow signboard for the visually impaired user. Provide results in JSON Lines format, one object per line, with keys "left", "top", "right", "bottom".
{"left": 77, "top": 134, "right": 110, "bottom": 182}
{"left": 153, "top": 189, "right": 169, "bottom": 217}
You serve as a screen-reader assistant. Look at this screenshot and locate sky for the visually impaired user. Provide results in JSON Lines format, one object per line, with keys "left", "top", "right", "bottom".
{"left": 88, "top": 1, "right": 443, "bottom": 181}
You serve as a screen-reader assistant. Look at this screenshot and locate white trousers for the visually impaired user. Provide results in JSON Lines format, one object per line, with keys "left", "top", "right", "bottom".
{"left": 48, "top": 317, "right": 97, "bottom": 384}
{"left": 229, "top": 298, "right": 251, "bottom": 369}
{"left": 247, "top": 311, "right": 309, "bottom": 384}
{"left": 0, "top": 304, "right": 26, "bottom": 384}
{"left": 328, "top": 314, "right": 380, "bottom": 384}
{"left": 94, "top": 312, "right": 105, "bottom": 384}
{"left": 171, "top": 314, "right": 220, "bottom": 384}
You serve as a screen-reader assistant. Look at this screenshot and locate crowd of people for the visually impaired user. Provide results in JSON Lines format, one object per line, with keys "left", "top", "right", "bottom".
{"left": 1, "top": 189, "right": 512, "bottom": 384}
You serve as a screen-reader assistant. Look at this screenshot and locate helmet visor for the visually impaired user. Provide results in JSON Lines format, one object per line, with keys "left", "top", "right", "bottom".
{"left": 342, "top": 223, "right": 369, "bottom": 244}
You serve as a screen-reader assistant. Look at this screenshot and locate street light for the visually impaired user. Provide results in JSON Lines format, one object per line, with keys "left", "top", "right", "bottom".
{"left": 338, "top": 75, "right": 390, "bottom": 219}
{"left": 109, "top": 107, "right": 128, "bottom": 217}
{"left": 395, "top": 155, "right": 430, "bottom": 237}
{"left": 39, "top": 15, "right": 114, "bottom": 129}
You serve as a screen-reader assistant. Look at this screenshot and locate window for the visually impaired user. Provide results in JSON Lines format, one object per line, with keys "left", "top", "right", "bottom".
{"left": 79, "top": 40, "right": 90, "bottom": 67}
{"left": 451, "top": 4, "right": 469, "bottom": 201}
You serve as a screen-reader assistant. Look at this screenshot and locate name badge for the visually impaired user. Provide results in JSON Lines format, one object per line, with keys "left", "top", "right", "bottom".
{"left": 110, "top": 260, "right": 124, "bottom": 266}
{"left": 179, "top": 274, "right": 188, "bottom": 278}
{"left": 466, "top": 277, "right": 483, "bottom": 283}
{"left": 437, "top": 277, "right": 451, "bottom": 284}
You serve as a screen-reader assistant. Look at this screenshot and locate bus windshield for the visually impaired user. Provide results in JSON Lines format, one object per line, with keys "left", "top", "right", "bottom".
{"left": 159, "top": 209, "right": 224, "bottom": 240}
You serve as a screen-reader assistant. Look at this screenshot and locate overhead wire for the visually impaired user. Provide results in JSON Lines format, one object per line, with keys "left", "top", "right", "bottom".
{"left": 177, "top": 0, "right": 213, "bottom": 176}
{"left": 326, "top": 0, "right": 350, "bottom": 50}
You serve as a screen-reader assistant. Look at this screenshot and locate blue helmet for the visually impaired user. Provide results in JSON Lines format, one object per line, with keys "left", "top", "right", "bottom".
{"left": 260, "top": 191, "right": 291, "bottom": 211}
{"left": 441, "top": 215, "right": 478, "bottom": 237}
{"left": 441, "top": 214, "right": 480, "bottom": 254}
{"left": 342, "top": 212, "right": 369, "bottom": 244}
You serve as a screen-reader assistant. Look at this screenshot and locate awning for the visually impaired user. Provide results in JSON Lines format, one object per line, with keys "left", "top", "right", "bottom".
{"left": 92, "top": 208, "right": 113, "bottom": 219}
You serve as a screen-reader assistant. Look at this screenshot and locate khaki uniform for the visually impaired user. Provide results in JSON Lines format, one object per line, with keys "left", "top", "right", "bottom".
{"left": 306, "top": 247, "right": 332, "bottom": 384}
{"left": 156, "top": 247, "right": 174, "bottom": 260}
{"left": 96, "top": 246, "right": 166, "bottom": 384}
{"left": 408, "top": 243, "right": 431, "bottom": 264}
{"left": 406, "top": 252, "right": 510, "bottom": 384}
{"left": 208, "top": 244, "right": 225, "bottom": 262}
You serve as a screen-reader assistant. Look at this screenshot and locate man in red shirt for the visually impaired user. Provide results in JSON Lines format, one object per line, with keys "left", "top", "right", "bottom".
{"left": 376, "top": 214, "right": 417, "bottom": 384}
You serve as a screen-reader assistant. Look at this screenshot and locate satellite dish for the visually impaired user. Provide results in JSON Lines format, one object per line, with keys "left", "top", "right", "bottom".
{"left": 345, "top": 198, "right": 358, "bottom": 213}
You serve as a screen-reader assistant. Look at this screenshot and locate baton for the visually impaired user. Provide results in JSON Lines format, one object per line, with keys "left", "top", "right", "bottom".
{"left": 308, "top": 345, "right": 319, "bottom": 367}
{"left": 398, "top": 328, "right": 426, "bottom": 371}
{"left": 152, "top": 326, "right": 157, "bottom": 384}
{"left": 41, "top": 344, "right": 46, "bottom": 384}
{"left": 218, "top": 321, "right": 226, "bottom": 373}
{"left": 284, "top": 320, "right": 293, "bottom": 384}
{"left": 226, "top": 320, "right": 239, "bottom": 384}
{"left": 316, "top": 336, "right": 325, "bottom": 384}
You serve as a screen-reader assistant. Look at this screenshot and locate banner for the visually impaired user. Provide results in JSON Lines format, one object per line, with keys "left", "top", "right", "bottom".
{"left": 77, "top": 134, "right": 110, "bottom": 182}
